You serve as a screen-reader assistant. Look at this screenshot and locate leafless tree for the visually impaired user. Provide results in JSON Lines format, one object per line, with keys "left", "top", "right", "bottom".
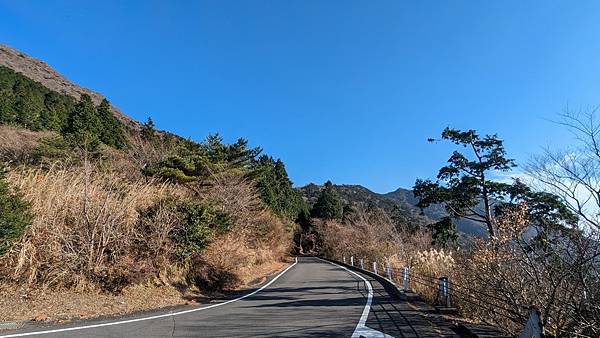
{"left": 527, "top": 107, "right": 600, "bottom": 230}
{"left": 523, "top": 107, "right": 600, "bottom": 336}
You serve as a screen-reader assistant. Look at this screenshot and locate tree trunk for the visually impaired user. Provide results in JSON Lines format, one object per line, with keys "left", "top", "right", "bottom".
{"left": 481, "top": 177, "right": 496, "bottom": 238}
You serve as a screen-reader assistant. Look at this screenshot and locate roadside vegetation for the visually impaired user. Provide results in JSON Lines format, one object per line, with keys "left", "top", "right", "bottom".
{"left": 306, "top": 123, "right": 600, "bottom": 337}
{"left": 0, "top": 69, "right": 305, "bottom": 321}
{"left": 1, "top": 57, "right": 598, "bottom": 336}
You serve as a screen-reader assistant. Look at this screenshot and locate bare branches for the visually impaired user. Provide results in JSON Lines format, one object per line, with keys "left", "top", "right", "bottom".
{"left": 527, "top": 108, "right": 600, "bottom": 230}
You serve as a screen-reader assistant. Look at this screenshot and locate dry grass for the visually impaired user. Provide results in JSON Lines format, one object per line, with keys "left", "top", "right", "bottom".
{"left": 0, "top": 126, "right": 55, "bottom": 163}
{"left": 1, "top": 164, "right": 179, "bottom": 289}
{"left": 319, "top": 203, "right": 599, "bottom": 337}
{"left": 0, "top": 283, "right": 185, "bottom": 322}
{"left": 0, "top": 259, "right": 291, "bottom": 322}
{"left": 318, "top": 206, "right": 431, "bottom": 267}
{"left": 189, "top": 172, "right": 290, "bottom": 291}
{"left": 0, "top": 160, "right": 290, "bottom": 291}
{"left": 0, "top": 131, "right": 293, "bottom": 321}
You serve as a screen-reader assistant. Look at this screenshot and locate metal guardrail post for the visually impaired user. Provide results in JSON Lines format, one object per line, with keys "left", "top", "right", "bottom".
{"left": 360, "top": 258, "right": 364, "bottom": 270}
{"left": 372, "top": 261, "right": 378, "bottom": 275}
{"left": 350, "top": 256, "right": 354, "bottom": 266}
{"left": 402, "top": 267, "right": 409, "bottom": 291}
{"left": 437, "top": 277, "right": 450, "bottom": 307}
{"left": 518, "top": 306, "right": 543, "bottom": 338}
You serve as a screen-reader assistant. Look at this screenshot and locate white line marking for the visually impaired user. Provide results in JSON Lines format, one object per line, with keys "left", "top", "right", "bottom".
{"left": 318, "top": 258, "right": 394, "bottom": 338}
{"left": 1, "top": 257, "right": 298, "bottom": 338}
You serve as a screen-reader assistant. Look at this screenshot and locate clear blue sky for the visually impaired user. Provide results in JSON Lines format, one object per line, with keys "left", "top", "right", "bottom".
{"left": 1, "top": 1, "right": 599, "bottom": 193}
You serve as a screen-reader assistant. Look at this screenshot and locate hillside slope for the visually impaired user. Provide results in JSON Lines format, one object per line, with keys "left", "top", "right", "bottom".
{"left": 0, "top": 44, "right": 298, "bottom": 323}
{"left": 0, "top": 44, "right": 134, "bottom": 126}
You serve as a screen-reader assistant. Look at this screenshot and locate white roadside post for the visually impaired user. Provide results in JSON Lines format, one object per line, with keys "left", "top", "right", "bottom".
{"left": 372, "top": 261, "right": 378, "bottom": 275}
{"left": 437, "top": 277, "right": 450, "bottom": 307}
{"left": 360, "top": 258, "right": 364, "bottom": 270}
{"left": 343, "top": 256, "right": 346, "bottom": 264}
{"left": 350, "top": 256, "right": 354, "bottom": 266}
{"left": 386, "top": 263, "right": 392, "bottom": 280}
{"left": 402, "top": 267, "right": 410, "bottom": 291}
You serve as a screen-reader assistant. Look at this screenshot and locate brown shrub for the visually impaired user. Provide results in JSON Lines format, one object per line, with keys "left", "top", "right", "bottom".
{"left": 127, "top": 133, "right": 176, "bottom": 170}
{"left": 0, "top": 156, "right": 291, "bottom": 295}
{"left": 0, "top": 164, "right": 179, "bottom": 290}
{"left": 184, "top": 172, "right": 290, "bottom": 292}
{"left": 0, "top": 126, "right": 55, "bottom": 163}
{"left": 452, "top": 205, "right": 600, "bottom": 337}
{"left": 318, "top": 206, "right": 430, "bottom": 264}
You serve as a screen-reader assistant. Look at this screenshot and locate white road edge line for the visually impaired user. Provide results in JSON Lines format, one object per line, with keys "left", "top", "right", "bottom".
{"left": 1, "top": 257, "right": 298, "bottom": 338}
{"left": 318, "top": 258, "right": 394, "bottom": 338}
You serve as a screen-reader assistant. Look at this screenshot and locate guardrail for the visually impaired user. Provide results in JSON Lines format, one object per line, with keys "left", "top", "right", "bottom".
{"left": 340, "top": 255, "right": 544, "bottom": 338}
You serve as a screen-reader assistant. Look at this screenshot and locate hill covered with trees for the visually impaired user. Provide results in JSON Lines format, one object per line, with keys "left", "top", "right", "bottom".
{"left": 297, "top": 182, "right": 488, "bottom": 237}
{"left": 0, "top": 45, "right": 305, "bottom": 321}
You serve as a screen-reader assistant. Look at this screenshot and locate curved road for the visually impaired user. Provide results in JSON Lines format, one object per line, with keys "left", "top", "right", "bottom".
{"left": 1, "top": 257, "right": 459, "bottom": 338}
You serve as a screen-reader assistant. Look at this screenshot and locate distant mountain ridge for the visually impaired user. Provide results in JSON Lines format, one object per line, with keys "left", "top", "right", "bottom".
{"left": 298, "top": 183, "right": 488, "bottom": 237}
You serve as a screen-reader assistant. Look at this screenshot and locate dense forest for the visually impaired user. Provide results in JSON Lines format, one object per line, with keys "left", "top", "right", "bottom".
{"left": 0, "top": 66, "right": 127, "bottom": 149}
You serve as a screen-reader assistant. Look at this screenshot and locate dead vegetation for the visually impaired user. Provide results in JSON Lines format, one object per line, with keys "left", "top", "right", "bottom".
{"left": 2, "top": 165, "right": 173, "bottom": 289}
{"left": 0, "top": 126, "right": 55, "bottom": 164}
{"left": 0, "top": 129, "right": 292, "bottom": 321}
{"left": 318, "top": 203, "right": 599, "bottom": 337}
{"left": 318, "top": 206, "right": 431, "bottom": 265}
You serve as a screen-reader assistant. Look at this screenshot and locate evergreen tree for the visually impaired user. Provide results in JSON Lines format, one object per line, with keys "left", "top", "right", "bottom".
{"left": 0, "top": 66, "right": 127, "bottom": 151}
{"left": 311, "top": 181, "right": 343, "bottom": 221}
{"left": 141, "top": 117, "right": 157, "bottom": 141}
{"left": 0, "top": 167, "right": 32, "bottom": 256}
{"left": 414, "top": 128, "right": 576, "bottom": 244}
{"left": 253, "top": 155, "right": 306, "bottom": 220}
{"left": 63, "top": 94, "right": 101, "bottom": 152}
{"left": 202, "top": 134, "right": 228, "bottom": 163}
{"left": 0, "top": 89, "right": 15, "bottom": 124}
{"left": 97, "top": 99, "right": 127, "bottom": 149}
{"left": 41, "top": 91, "right": 68, "bottom": 131}
{"left": 227, "top": 138, "right": 262, "bottom": 168}
{"left": 12, "top": 79, "right": 43, "bottom": 130}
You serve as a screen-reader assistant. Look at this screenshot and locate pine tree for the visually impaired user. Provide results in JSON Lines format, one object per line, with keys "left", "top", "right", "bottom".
{"left": 12, "top": 79, "right": 43, "bottom": 130}
{"left": 64, "top": 94, "right": 101, "bottom": 152}
{"left": 0, "top": 89, "right": 15, "bottom": 124}
{"left": 141, "top": 117, "right": 157, "bottom": 141}
{"left": 414, "top": 127, "right": 576, "bottom": 244}
{"left": 311, "top": 181, "right": 343, "bottom": 221}
{"left": 41, "top": 91, "right": 66, "bottom": 131}
{"left": 227, "top": 138, "right": 262, "bottom": 168}
{"left": 252, "top": 155, "right": 306, "bottom": 220}
{"left": 97, "top": 99, "right": 127, "bottom": 149}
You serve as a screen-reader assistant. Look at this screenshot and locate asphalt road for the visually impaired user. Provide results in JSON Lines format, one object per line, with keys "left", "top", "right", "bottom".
{"left": 1, "top": 257, "right": 458, "bottom": 338}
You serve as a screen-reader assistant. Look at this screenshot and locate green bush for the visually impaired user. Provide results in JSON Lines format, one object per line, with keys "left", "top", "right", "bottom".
{"left": 31, "top": 136, "right": 72, "bottom": 164}
{"left": 0, "top": 167, "right": 32, "bottom": 256}
{"left": 173, "top": 201, "right": 231, "bottom": 260}
{"left": 141, "top": 198, "right": 231, "bottom": 261}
